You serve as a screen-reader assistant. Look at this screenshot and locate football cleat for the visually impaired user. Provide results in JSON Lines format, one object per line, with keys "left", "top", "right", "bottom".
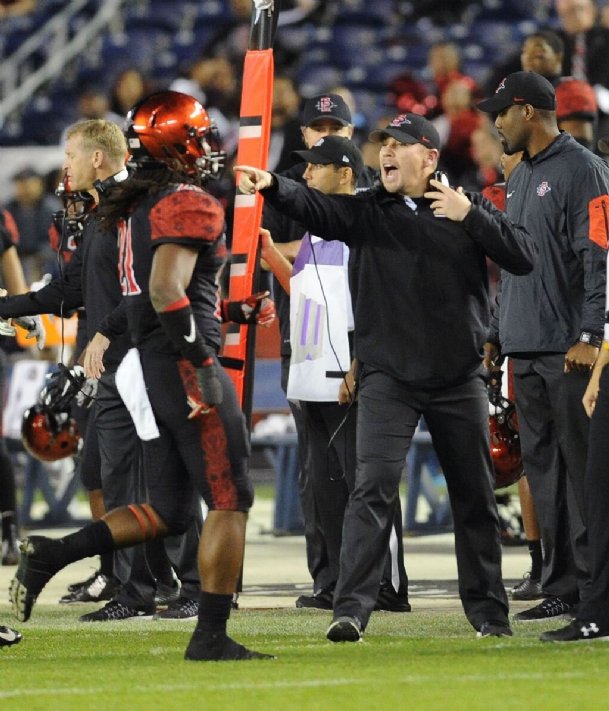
{"left": 184, "top": 630, "right": 275, "bottom": 661}
{"left": 9, "top": 536, "right": 62, "bottom": 622}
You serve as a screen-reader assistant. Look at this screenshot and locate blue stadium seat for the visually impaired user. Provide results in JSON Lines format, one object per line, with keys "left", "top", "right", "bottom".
{"left": 296, "top": 63, "right": 343, "bottom": 97}
{"left": 334, "top": 0, "right": 397, "bottom": 26}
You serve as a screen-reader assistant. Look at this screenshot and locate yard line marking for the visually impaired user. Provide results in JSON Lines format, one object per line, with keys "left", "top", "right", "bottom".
{"left": 0, "top": 672, "right": 591, "bottom": 699}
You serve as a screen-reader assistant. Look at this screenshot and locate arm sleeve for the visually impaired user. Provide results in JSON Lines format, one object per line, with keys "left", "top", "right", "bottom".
{"left": 463, "top": 193, "right": 537, "bottom": 275}
{"left": 262, "top": 175, "right": 368, "bottom": 246}
{"left": 0, "top": 246, "right": 84, "bottom": 318}
{"left": 97, "top": 299, "right": 128, "bottom": 340}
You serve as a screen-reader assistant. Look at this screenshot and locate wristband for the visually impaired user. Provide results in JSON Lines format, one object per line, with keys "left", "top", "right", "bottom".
{"left": 603, "top": 341, "right": 609, "bottom": 352}
{"left": 157, "top": 298, "right": 214, "bottom": 365}
{"left": 579, "top": 331, "right": 603, "bottom": 348}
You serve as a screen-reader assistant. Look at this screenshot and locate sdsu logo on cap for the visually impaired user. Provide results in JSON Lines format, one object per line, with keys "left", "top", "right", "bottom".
{"left": 316, "top": 96, "right": 337, "bottom": 113}
{"left": 390, "top": 115, "right": 412, "bottom": 127}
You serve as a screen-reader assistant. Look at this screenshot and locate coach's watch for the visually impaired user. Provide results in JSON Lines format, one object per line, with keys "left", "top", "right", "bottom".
{"left": 579, "top": 331, "right": 603, "bottom": 348}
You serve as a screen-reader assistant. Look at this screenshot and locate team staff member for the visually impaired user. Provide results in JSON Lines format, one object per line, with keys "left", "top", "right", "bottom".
{"left": 541, "top": 280, "right": 609, "bottom": 641}
{"left": 236, "top": 112, "right": 536, "bottom": 642}
{"left": 479, "top": 71, "right": 609, "bottom": 622}
{"left": 10, "top": 92, "right": 273, "bottom": 662}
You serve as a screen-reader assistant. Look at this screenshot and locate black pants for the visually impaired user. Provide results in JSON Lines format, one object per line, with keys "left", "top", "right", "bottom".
{"left": 301, "top": 398, "right": 408, "bottom": 595}
{"left": 334, "top": 367, "right": 508, "bottom": 632}
{"left": 575, "top": 366, "right": 609, "bottom": 625}
{"left": 511, "top": 354, "right": 590, "bottom": 600}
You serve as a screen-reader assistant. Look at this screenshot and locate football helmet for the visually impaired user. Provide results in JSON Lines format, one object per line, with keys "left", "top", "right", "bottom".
{"left": 21, "top": 404, "right": 81, "bottom": 462}
{"left": 124, "top": 91, "right": 226, "bottom": 180}
{"left": 489, "top": 385, "right": 524, "bottom": 490}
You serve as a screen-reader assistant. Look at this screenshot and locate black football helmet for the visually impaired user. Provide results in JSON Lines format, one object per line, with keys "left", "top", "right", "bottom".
{"left": 124, "top": 91, "right": 226, "bottom": 180}
{"left": 488, "top": 383, "right": 524, "bottom": 490}
{"left": 21, "top": 404, "right": 81, "bottom": 462}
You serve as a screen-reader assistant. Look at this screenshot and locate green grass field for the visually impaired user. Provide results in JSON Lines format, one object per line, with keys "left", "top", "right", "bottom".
{"left": 2, "top": 606, "right": 609, "bottom": 710}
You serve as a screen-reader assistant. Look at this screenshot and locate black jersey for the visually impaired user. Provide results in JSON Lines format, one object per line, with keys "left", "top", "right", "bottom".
{"left": 120, "top": 183, "right": 226, "bottom": 354}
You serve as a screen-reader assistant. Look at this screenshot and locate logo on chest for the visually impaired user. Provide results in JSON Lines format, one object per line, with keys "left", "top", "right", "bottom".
{"left": 536, "top": 181, "right": 552, "bottom": 197}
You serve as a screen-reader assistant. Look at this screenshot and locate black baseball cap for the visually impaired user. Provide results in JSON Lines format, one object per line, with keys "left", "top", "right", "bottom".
{"left": 477, "top": 71, "right": 556, "bottom": 113}
{"left": 368, "top": 113, "right": 441, "bottom": 150}
{"left": 292, "top": 135, "right": 364, "bottom": 177}
{"left": 300, "top": 94, "right": 352, "bottom": 127}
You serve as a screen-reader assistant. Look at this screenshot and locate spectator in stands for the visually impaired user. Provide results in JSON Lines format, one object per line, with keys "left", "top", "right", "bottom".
{"left": 432, "top": 77, "right": 483, "bottom": 185}
{"left": 109, "top": 68, "right": 149, "bottom": 119}
{"left": 170, "top": 57, "right": 240, "bottom": 157}
{"left": 426, "top": 41, "right": 479, "bottom": 119}
{"left": 520, "top": 29, "right": 599, "bottom": 150}
{"left": 460, "top": 119, "right": 504, "bottom": 191}
{"left": 74, "top": 85, "right": 123, "bottom": 126}
{"left": 268, "top": 75, "right": 302, "bottom": 172}
{"left": 554, "top": 0, "right": 609, "bottom": 132}
{"left": 4, "top": 167, "right": 60, "bottom": 282}
{"left": 0, "top": 0, "right": 35, "bottom": 18}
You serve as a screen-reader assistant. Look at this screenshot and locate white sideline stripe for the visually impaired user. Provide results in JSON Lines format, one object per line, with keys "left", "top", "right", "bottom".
{"left": 239, "top": 126, "right": 262, "bottom": 139}
{"left": 234, "top": 193, "right": 257, "bottom": 208}
{"left": 0, "top": 672, "right": 590, "bottom": 699}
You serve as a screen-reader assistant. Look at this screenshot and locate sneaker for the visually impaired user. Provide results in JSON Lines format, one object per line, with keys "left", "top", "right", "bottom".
{"left": 154, "top": 597, "right": 199, "bottom": 620}
{"left": 184, "top": 630, "right": 275, "bottom": 661}
{"left": 326, "top": 615, "right": 362, "bottom": 643}
{"left": 79, "top": 599, "right": 154, "bottom": 622}
{"left": 0, "top": 625, "right": 22, "bottom": 648}
{"left": 511, "top": 571, "right": 543, "bottom": 601}
{"left": 477, "top": 621, "right": 513, "bottom": 638}
{"left": 295, "top": 585, "right": 334, "bottom": 610}
{"left": 513, "top": 596, "right": 573, "bottom": 622}
{"left": 540, "top": 619, "right": 609, "bottom": 642}
{"left": 154, "top": 581, "right": 181, "bottom": 607}
{"left": 60, "top": 573, "right": 119, "bottom": 604}
{"left": 9, "top": 536, "right": 62, "bottom": 622}
{"left": 374, "top": 582, "right": 411, "bottom": 612}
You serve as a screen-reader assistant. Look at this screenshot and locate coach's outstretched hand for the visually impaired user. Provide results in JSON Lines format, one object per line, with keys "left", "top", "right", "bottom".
{"left": 234, "top": 165, "right": 273, "bottom": 194}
